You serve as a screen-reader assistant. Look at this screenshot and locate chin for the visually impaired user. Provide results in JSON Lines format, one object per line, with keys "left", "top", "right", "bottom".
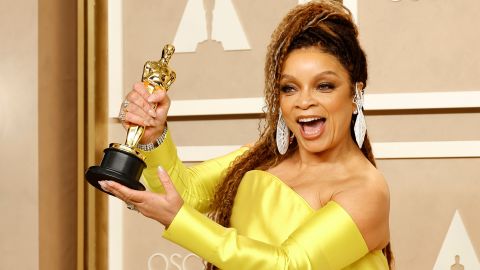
{"left": 297, "top": 139, "right": 330, "bottom": 154}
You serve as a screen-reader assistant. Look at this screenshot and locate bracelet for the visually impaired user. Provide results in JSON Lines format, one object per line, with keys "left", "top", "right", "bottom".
{"left": 137, "top": 126, "right": 168, "bottom": 152}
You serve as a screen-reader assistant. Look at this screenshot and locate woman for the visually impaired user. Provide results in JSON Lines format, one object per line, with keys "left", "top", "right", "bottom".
{"left": 100, "top": 1, "right": 393, "bottom": 269}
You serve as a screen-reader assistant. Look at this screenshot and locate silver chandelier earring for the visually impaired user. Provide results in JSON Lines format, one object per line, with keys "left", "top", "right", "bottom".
{"left": 276, "top": 110, "right": 290, "bottom": 155}
{"left": 353, "top": 83, "right": 367, "bottom": 148}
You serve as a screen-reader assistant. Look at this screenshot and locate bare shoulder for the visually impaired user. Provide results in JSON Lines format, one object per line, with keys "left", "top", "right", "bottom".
{"left": 332, "top": 167, "right": 390, "bottom": 251}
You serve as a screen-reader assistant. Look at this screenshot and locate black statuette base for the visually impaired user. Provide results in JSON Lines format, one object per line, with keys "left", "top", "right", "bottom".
{"left": 85, "top": 146, "right": 146, "bottom": 195}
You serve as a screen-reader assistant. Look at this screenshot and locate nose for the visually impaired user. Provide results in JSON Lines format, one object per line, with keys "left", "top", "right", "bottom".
{"left": 295, "top": 89, "right": 317, "bottom": 110}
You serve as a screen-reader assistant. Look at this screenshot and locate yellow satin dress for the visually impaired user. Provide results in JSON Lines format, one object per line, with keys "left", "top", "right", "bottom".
{"left": 141, "top": 131, "right": 389, "bottom": 270}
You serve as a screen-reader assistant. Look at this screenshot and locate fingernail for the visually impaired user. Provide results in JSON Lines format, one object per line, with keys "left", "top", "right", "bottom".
{"left": 157, "top": 166, "right": 164, "bottom": 173}
{"left": 99, "top": 181, "right": 108, "bottom": 191}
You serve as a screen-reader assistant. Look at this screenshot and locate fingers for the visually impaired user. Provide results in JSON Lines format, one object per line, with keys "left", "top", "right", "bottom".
{"left": 128, "top": 83, "right": 157, "bottom": 117}
{"left": 120, "top": 120, "right": 131, "bottom": 130}
{"left": 133, "top": 82, "right": 169, "bottom": 109}
{"left": 156, "top": 166, "right": 178, "bottom": 199}
{"left": 132, "top": 82, "right": 151, "bottom": 101}
{"left": 156, "top": 166, "right": 183, "bottom": 226}
{"left": 99, "top": 180, "right": 143, "bottom": 204}
{"left": 147, "top": 87, "right": 167, "bottom": 103}
{"left": 121, "top": 82, "right": 170, "bottom": 128}
{"left": 154, "top": 92, "right": 171, "bottom": 118}
{"left": 124, "top": 103, "right": 155, "bottom": 127}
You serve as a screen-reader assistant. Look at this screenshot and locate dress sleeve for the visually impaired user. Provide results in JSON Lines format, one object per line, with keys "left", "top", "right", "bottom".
{"left": 162, "top": 201, "right": 369, "bottom": 270}
{"left": 140, "top": 130, "right": 248, "bottom": 213}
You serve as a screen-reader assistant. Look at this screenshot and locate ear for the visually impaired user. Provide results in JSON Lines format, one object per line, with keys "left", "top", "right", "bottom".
{"left": 356, "top": 82, "right": 365, "bottom": 93}
{"left": 351, "top": 92, "right": 356, "bottom": 114}
{"left": 352, "top": 82, "right": 365, "bottom": 113}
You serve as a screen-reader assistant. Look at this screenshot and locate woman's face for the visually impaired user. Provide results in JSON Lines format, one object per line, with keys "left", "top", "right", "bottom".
{"left": 279, "top": 47, "right": 356, "bottom": 154}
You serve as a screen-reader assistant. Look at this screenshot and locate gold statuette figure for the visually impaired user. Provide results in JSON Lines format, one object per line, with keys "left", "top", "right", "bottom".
{"left": 85, "top": 44, "right": 176, "bottom": 193}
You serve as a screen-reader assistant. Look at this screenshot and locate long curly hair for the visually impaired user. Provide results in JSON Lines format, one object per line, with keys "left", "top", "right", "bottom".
{"left": 207, "top": 1, "right": 393, "bottom": 269}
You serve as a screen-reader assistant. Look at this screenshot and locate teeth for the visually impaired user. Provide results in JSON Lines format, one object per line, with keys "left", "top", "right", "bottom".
{"left": 298, "top": 117, "right": 322, "bottom": 123}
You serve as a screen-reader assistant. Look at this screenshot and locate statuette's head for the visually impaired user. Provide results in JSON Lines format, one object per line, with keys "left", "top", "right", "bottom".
{"left": 142, "top": 44, "right": 176, "bottom": 91}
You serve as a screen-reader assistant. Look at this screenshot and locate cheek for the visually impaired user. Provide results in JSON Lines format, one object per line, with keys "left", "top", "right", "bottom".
{"left": 279, "top": 100, "right": 300, "bottom": 132}
{"left": 324, "top": 98, "right": 354, "bottom": 129}
{"left": 279, "top": 97, "right": 293, "bottom": 116}
{"left": 325, "top": 95, "right": 350, "bottom": 113}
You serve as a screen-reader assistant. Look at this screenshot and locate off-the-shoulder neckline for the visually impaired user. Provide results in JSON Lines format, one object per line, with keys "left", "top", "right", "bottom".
{"left": 248, "top": 169, "right": 334, "bottom": 211}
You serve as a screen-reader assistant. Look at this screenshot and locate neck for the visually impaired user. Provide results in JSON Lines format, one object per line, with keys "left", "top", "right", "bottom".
{"left": 293, "top": 136, "right": 366, "bottom": 170}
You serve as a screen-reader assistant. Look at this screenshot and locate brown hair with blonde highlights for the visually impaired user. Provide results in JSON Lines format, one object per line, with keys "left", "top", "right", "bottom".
{"left": 207, "top": 1, "right": 393, "bottom": 269}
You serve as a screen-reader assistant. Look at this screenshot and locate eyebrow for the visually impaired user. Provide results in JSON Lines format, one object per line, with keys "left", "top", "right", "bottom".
{"left": 280, "top": 70, "right": 340, "bottom": 80}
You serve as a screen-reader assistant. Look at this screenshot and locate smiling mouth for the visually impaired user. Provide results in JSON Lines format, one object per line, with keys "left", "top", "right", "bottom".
{"left": 297, "top": 117, "right": 327, "bottom": 137}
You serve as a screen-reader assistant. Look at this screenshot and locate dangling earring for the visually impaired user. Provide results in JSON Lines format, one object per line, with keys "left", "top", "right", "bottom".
{"left": 353, "top": 83, "right": 367, "bottom": 148}
{"left": 276, "top": 110, "right": 290, "bottom": 155}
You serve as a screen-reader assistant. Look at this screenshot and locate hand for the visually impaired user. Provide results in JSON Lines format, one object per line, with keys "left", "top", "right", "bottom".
{"left": 99, "top": 166, "right": 183, "bottom": 227}
{"left": 120, "top": 82, "right": 171, "bottom": 144}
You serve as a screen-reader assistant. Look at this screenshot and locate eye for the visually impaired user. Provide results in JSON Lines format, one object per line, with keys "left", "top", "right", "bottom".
{"left": 280, "top": 84, "right": 296, "bottom": 94}
{"left": 317, "top": 82, "right": 335, "bottom": 92}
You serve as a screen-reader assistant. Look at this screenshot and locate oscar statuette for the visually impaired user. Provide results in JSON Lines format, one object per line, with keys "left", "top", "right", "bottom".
{"left": 85, "top": 44, "right": 176, "bottom": 194}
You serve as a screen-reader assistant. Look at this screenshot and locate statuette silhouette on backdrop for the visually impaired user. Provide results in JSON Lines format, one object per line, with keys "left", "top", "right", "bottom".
{"left": 173, "top": 0, "right": 250, "bottom": 52}
{"left": 85, "top": 44, "right": 176, "bottom": 194}
{"left": 451, "top": 255, "right": 465, "bottom": 270}
{"left": 433, "top": 210, "right": 480, "bottom": 269}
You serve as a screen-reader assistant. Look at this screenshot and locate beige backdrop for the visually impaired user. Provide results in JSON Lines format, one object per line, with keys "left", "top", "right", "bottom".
{"left": 107, "top": 1, "right": 480, "bottom": 270}
{"left": 0, "top": 0, "right": 78, "bottom": 269}
{"left": 0, "top": 1, "right": 39, "bottom": 269}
